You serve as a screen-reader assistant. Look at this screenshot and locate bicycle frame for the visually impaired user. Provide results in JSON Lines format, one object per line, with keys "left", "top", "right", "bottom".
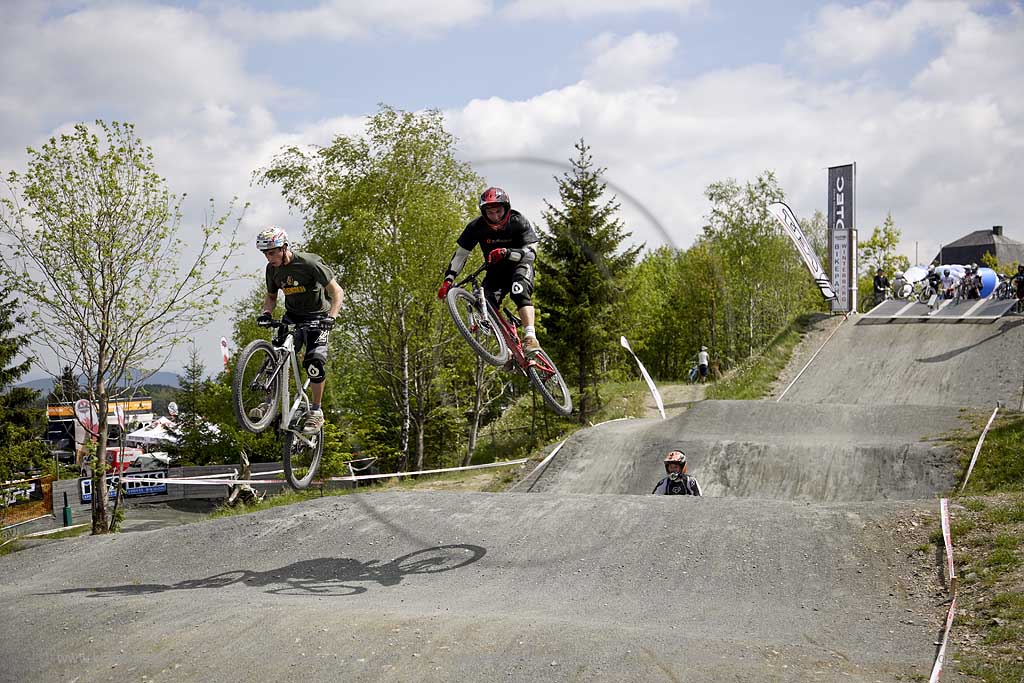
{"left": 268, "top": 324, "right": 318, "bottom": 447}
{"left": 455, "top": 265, "right": 559, "bottom": 377}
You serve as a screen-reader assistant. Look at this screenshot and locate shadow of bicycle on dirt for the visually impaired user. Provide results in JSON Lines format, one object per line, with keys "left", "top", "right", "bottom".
{"left": 49, "top": 544, "right": 485, "bottom": 598}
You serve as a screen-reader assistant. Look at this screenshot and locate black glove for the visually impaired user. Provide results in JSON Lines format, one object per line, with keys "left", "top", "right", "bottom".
{"left": 257, "top": 313, "right": 274, "bottom": 328}
{"left": 318, "top": 316, "right": 336, "bottom": 331}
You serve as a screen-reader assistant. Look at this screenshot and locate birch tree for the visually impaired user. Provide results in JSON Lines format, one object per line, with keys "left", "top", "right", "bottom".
{"left": 0, "top": 121, "right": 244, "bottom": 533}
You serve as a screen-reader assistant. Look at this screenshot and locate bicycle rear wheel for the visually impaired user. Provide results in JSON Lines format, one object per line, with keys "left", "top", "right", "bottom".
{"left": 232, "top": 340, "right": 281, "bottom": 434}
{"left": 446, "top": 287, "right": 509, "bottom": 366}
{"left": 527, "top": 350, "right": 573, "bottom": 417}
{"left": 283, "top": 423, "right": 323, "bottom": 490}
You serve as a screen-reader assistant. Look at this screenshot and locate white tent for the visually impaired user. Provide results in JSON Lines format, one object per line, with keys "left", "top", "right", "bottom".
{"left": 127, "top": 416, "right": 222, "bottom": 447}
{"left": 126, "top": 417, "right": 178, "bottom": 445}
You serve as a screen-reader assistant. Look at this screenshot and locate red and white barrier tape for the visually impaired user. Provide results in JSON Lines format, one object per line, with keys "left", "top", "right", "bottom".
{"left": 940, "top": 498, "right": 956, "bottom": 590}
{"left": 327, "top": 458, "right": 527, "bottom": 482}
{"left": 961, "top": 405, "right": 1000, "bottom": 493}
{"left": 120, "top": 458, "right": 528, "bottom": 487}
{"left": 776, "top": 315, "right": 847, "bottom": 402}
{"left": 929, "top": 595, "right": 957, "bottom": 683}
{"left": 929, "top": 497, "right": 957, "bottom": 683}
{"left": 509, "top": 439, "right": 568, "bottom": 492}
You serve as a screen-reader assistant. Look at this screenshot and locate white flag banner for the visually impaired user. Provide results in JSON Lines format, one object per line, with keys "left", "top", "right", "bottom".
{"left": 620, "top": 336, "right": 665, "bottom": 420}
{"left": 220, "top": 337, "right": 230, "bottom": 370}
{"left": 768, "top": 202, "right": 838, "bottom": 301}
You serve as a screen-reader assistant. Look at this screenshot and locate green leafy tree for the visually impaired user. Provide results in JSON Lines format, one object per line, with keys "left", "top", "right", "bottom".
{"left": 0, "top": 120, "right": 244, "bottom": 533}
{"left": 165, "top": 346, "right": 235, "bottom": 466}
{"left": 700, "top": 171, "right": 821, "bottom": 366}
{"left": 0, "top": 286, "right": 48, "bottom": 492}
{"left": 538, "top": 139, "right": 641, "bottom": 420}
{"left": 857, "top": 213, "right": 910, "bottom": 309}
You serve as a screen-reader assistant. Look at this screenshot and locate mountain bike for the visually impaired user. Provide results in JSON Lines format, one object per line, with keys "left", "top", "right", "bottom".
{"left": 891, "top": 278, "right": 913, "bottom": 301}
{"left": 445, "top": 263, "right": 572, "bottom": 417}
{"left": 993, "top": 276, "right": 1014, "bottom": 300}
{"left": 917, "top": 281, "right": 939, "bottom": 306}
{"left": 232, "top": 319, "right": 326, "bottom": 490}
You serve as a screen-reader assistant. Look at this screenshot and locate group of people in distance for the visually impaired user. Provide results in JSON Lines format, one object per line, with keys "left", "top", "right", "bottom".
{"left": 881, "top": 263, "right": 1024, "bottom": 308}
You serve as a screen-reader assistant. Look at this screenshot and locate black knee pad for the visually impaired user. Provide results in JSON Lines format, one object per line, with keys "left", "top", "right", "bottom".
{"left": 303, "top": 357, "right": 327, "bottom": 384}
{"left": 510, "top": 279, "right": 533, "bottom": 308}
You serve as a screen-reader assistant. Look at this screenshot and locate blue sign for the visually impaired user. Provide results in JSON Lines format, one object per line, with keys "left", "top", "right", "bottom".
{"left": 80, "top": 470, "right": 169, "bottom": 502}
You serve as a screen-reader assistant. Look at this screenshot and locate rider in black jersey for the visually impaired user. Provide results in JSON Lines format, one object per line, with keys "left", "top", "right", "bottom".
{"left": 437, "top": 187, "right": 543, "bottom": 355}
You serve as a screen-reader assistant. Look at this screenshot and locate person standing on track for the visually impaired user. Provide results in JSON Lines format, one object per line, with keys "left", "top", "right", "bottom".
{"left": 437, "top": 187, "right": 543, "bottom": 355}
{"left": 697, "top": 346, "right": 710, "bottom": 384}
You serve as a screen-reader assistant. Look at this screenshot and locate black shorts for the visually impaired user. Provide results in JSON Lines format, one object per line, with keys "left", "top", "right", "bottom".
{"left": 698, "top": 364, "right": 708, "bottom": 377}
{"left": 483, "top": 262, "right": 535, "bottom": 309}
{"left": 279, "top": 312, "right": 330, "bottom": 366}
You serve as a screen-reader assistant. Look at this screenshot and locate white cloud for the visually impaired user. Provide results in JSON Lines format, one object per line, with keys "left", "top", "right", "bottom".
{"left": 447, "top": 16, "right": 1024, "bottom": 268}
{"left": 4, "top": 0, "right": 1024, "bottom": 371}
{"left": 583, "top": 32, "right": 679, "bottom": 88}
{"left": 504, "top": 0, "right": 703, "bottom": 21}
{"left": 218, "top": 0, "right": 491, "bottom": 41}
{"left": 791, "top": 0, "right": 972, "bottom": 66}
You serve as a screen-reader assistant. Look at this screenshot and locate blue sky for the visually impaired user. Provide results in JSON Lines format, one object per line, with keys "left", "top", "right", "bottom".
{"left": 2, "top": 0, "right": 1023, "bottom": 375}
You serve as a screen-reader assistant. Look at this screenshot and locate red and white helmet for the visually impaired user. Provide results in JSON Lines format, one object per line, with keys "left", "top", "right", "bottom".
{"left": 479, "top": 187, "right": 511, "bottom": 229}
{"left": 664, "top": 450, "right": 687, "bottom": 473}
{"left": 256, "top": 226, "right": 288, "bottom": 251}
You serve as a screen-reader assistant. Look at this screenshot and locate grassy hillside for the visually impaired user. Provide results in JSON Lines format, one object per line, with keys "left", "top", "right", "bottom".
{"left": 943, "top": 412, "right": 1024, "bottom": 682}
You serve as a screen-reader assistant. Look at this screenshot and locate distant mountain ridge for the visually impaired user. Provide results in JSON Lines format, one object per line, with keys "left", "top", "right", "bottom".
{"left": 16, "top": 370, "right": 182, "bottom": 393}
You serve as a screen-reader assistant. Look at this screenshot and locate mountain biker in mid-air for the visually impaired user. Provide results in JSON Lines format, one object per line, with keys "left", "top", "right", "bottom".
{"left": 437, "top": 187, "right": 543, "bottom": 355}
{"left": 652, "top": 451, "right": 702, "bottom": 496}
{"left": 253, "top": 226, "right": 344, "bottom": 433}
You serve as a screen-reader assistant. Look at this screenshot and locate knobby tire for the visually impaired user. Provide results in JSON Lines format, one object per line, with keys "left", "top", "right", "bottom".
{"left": 446, "top": 287, "right": 509, "bottom": 366}
{"left": 232, "top": 339, "right": 281, "bottom": 434}
{"left": 283, "top": 423, "right": 324, "bottom": 490}
{"left": 527, "top": 351, "right": 573, "bottom": 417}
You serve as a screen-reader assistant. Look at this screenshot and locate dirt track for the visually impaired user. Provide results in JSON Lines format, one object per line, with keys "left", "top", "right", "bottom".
{"left": 4, "top": 316, "right": 1019, "bottom": 681}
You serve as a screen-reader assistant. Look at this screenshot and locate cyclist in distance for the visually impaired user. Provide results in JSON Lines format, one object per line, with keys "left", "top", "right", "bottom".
{"left": 940, "top": 267, "right": 957, "bottom": 299}
{"left": 254, "top": 226, "right": 344, "bottom": 433}
{"left": 652, "top": 451, "right": 702, "bottom": 496}
{"left": 437, "top": 187, "right": 543, "bottom": 355}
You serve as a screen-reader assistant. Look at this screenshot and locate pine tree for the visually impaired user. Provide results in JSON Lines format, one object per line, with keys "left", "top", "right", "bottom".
{"left": 0, "top": 287, "right": 48, "bottom": 484}
{"left": 46, "top": 365, "right": 81, "bottom": 404}
{"left": 538, "top": 139, "right": 641, "bottom": 421}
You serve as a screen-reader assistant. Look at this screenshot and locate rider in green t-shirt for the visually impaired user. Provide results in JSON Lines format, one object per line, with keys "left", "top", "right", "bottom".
{"left": 254, "top": 226, "right": 344, "bottom": 433}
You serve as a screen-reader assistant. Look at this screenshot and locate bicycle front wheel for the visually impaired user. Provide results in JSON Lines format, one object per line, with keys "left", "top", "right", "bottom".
{"left": 446, "top": 287, "right": 509, "bottom": 366}
{"left": 527, "top": 350, "right": 573, "bottom": 417}
{"left": 283, "top": 426, "right": 324, "bottom": 490}
{"left": 232, "top": 340, "right": 281, "bottom": 434}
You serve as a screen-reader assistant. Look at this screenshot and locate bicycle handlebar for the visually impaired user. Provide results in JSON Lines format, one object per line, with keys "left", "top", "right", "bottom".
{"left": 453, "top": 262, "right": 490, "bottom": 290}
{"left": 263, "top": 317, "right": 332, "bottom": 331}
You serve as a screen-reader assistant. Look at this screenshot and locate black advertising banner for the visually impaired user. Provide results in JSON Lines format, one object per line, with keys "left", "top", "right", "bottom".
{"left": 828, "top": 164, "right": 855, "bottom": 312}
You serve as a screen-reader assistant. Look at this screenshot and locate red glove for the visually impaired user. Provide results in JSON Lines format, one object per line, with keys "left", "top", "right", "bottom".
{"left": 437, "top": 279, "right": 453, "bottom": 300}
{"left": 487, "top": 248, "right": 508, "bottom": 264}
